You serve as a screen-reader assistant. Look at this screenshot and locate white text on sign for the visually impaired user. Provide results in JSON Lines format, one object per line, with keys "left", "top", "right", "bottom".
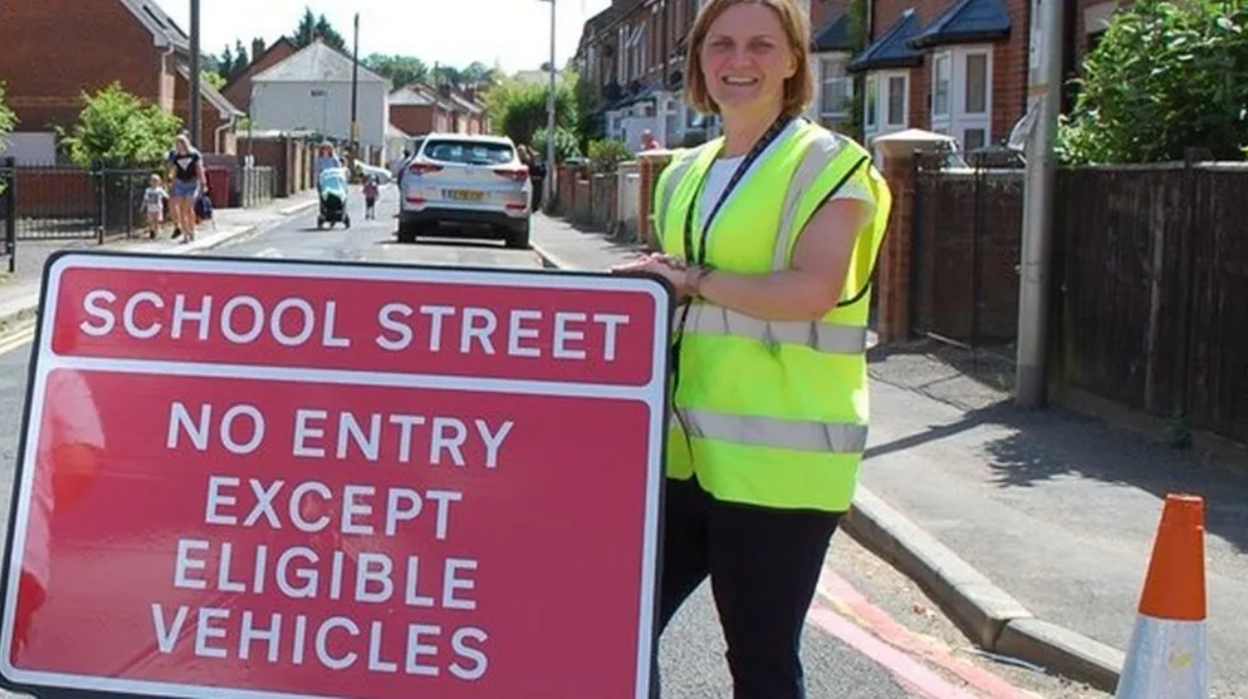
{"left": 78, "top": 290, "right": 632, "bottom": 362}
{"left": 152, "top": 401, "right": 514, "bottom": 681}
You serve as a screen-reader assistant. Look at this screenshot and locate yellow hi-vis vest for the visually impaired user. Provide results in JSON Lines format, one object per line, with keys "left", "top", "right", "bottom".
{"left": 652, "top": 119, "right": 893, "bottom": 513}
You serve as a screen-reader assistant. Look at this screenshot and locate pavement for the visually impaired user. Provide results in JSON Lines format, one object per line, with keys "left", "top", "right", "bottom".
{"left": 0, "top": 185, "right": 1111, "bottom": 698}
{"left": 0, "top": 189, "right": 321, "bottom": 335}
{"left": 527, "top": 214, "right": 1248, "bottom": 698}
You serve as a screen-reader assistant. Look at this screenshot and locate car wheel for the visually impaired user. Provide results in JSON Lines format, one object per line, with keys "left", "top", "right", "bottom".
{"left": 397, "top": 222, "right": 417, "bottom": 244}
{"left": 505, "top": 223, "right": 531, "bottom": 250}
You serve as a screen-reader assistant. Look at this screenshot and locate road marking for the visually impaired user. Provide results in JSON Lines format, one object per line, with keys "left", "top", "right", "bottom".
{"left": 256, "top": 247, "right": 283, "bottom": 258}
{"left": 808, "top": 601, "right": 982, "bottom": 698}
{"left": 812, "top": 566, "right": 1038, "bottom": 699}
{"left": 0, "top": 324, "right": 36, "bottom": 357}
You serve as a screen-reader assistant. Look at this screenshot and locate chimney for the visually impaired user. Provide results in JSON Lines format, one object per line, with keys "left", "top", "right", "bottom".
{"left": 439, "top": 83, "right": 451, "bottom": 98}
{"left": 252, "top": 38, "right": 265, "bottom": 61}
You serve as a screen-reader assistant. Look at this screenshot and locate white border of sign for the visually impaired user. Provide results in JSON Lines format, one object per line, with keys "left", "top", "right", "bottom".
{"left": 0, "top": 251, "right": 673, "bottom": 699}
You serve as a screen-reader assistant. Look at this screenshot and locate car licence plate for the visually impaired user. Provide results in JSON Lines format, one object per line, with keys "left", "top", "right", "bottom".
{"left": 443, "top": 189, "right": 485, "bottom": 202}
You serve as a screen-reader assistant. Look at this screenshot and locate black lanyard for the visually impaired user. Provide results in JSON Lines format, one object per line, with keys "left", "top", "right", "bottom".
{"left": 669, "top": 115, "right": 793, "bottom": 454}
{"left": 681, "top": 114, "right": 793, "bottom": 267}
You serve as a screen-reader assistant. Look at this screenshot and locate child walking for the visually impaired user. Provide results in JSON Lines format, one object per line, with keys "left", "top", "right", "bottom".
{"left": 363, "top": 176, "right": 379, "bottom": 220}
{"left": 143, "top": 174, "right": 168, "bottom": 239}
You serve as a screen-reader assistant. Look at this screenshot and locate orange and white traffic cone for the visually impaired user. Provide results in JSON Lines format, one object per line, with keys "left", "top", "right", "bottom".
{"left": 1114, "top": 493, "right": 1209, "bottom": 699}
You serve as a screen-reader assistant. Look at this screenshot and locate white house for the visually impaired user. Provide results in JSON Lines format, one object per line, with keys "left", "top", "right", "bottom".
{"left": 249, "top": 39, "right": 391, "bottom": 161}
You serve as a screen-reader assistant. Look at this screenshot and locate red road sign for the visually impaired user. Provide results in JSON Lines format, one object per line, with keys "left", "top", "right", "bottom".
{"left": 0, "top": 251, "right": 672, "bottom": 699}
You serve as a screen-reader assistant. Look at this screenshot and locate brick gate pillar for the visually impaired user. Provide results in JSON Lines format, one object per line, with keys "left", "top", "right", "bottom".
{"left": 871, "top": 129, "right": 957, "bottom": 344}
{"left": 638, "top": 150, "right": 673, "bottom": 251}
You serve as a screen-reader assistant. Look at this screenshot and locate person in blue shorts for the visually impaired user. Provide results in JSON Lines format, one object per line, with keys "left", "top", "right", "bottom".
{"left": 166, "top": 134, "right": 207, "bottom": 243}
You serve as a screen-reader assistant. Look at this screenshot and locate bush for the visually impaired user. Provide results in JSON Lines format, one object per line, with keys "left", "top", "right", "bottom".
{"left": 59, "top": 82, "right": 183, "bottom": 169}
{"left": 0, "top": 80, "right": 15, "bottom": 152}
{"left": 0, "top": 80, "right": 16, "bottom": 195}
{"left": 587, "top": 139, "right": 633, "bottom": 173}
{"left": 1057, "top": 0, "right": 1248, "bottom": 164}
{"left": 531, "top": 126, "right": 582, "bottom": 165}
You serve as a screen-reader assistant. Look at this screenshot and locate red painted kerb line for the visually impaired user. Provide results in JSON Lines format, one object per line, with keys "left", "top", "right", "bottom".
{"left": 810, "top": 565, "right": 1036, "bottom": 699}
{"left": 806, "top": 603, "right": 980, "bottom": 699}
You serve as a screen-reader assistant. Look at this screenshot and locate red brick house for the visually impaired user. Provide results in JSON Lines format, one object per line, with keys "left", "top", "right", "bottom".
{"left": 574, "top": 0, "right": 702, "bottom": 149}
{"left": 0, "top": 0, "right": 243, "bottom": 161}
{"left": 388, "top": 83, "right": 489, "bottom": 137}
{"left": 850, "top": 0, "right": 1123, "bottom": 151}
{"left": 574, "top": 0, "right": 862, "bottom": 146}
{"left": 807, "top": 0, "right": 857, "bottom": 129}
{"left": 222, "top": 36, "right": 298, "bottom": 116}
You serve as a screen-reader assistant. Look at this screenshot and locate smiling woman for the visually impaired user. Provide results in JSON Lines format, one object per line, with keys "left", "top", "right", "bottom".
{"left": 610, "top": 0, "right": 895, "bottom": 697}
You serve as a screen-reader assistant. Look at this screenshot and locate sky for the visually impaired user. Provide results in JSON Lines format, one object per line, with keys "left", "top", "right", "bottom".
{"left": 163, "top": 0, "right": 612, "bottom": 74}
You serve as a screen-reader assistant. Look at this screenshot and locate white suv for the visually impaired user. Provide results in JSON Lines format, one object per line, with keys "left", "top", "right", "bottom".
{"left": 397, "top": 133, "right": 532, "bottom": 248}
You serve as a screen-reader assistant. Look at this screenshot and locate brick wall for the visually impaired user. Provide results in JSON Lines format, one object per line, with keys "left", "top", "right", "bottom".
{"left": 390, "top": 105, "right": 448, "bottom": 137}
{"left": 0, "top": 0, "right": 164, "bottom": 131}
{"left": 222, "top": 40, "right": 296, "bottom": 115}
{"left": 637, "top": 152, "right": 671, "bottom": 250}
{"left": 12, "top": 168, "right": 95, "bottom": 218}
{"left": 591, "top": 173, "right": 619, "bottom": 233}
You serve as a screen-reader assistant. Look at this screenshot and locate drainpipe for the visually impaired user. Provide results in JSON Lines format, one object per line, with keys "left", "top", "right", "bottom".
{"left": 215, "top": 112, "right": 237, "bottom": 155}
{"left": 159, "top": 44, "right": 176, "bottom": 109}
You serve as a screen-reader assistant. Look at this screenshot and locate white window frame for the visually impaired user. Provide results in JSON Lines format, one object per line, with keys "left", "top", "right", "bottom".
{"left": 929, "top": 45, "right": 993, "bottom": 152}
{"left": 817, "top": 53, "right": 853, "bottom": 124}
{"left": 863, "top": 69, "right": 909, "bottom": 140}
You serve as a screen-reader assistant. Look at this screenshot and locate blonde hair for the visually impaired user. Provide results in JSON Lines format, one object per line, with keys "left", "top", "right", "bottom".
{"left": 684, "top": 0, "right": 814, "bottom": 117}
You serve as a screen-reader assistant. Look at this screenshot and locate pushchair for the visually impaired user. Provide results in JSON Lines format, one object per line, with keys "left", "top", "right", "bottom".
{"left": 316, "top": 167, "right": 351, "bottom": 229}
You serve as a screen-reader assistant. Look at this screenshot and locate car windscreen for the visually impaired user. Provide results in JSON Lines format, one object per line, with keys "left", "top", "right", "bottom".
{"left": 423, "top": 140, "right": 515, "bottom": 166}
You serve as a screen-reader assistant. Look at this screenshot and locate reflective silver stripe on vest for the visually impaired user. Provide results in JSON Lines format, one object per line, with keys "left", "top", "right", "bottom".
{"left": 671, "top": 408, "right": 869, "bottom": 453}
{"left": 773, "top": 133, "right": 858, "bottom": 271}
{"left": 685, "top": 302, "right": 867, "bottom": 354}
{"left": 655, "top": 153, "right": 697, "bottom": 247}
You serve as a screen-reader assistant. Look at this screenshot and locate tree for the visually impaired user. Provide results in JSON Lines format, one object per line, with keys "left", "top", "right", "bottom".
{"left": 484, "top": 75, "right": 578, "bottom": 148}
{"left": 433, "top": 65, "right": 463, "bottom": 87}
{"left": 203, "top": 71, "right": 227, "bottom": 91}
{"left": 59, "top": 82, "right": 182, "bottom": 168}
{"left": 569, "top": 69, "right": 601, "bottom": 151}
{"left": 1057, "top": 0, "right": 1248, "bottom": 164}
{"left": 364, "top": 54, "right": 429, "bottom": 88}
{"left": 218, "top": 45, "right": 236, "bottom": 78}
{"left": 293, "top": 7, "right": 346, "bottom": 51}
{"left": 232, "top": 40, "right": 251, "bottom": 76}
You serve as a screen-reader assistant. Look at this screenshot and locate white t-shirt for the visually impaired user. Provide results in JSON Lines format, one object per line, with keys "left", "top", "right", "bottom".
{"left": 696, "top": 121, "right": 874, "bottom": 239}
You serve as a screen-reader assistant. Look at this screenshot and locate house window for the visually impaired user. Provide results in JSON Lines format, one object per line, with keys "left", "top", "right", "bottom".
{"left": 886, "top": 74, "right": 906, "bottom": 126}
{"left": 819, "top": 55, "right": 852, "bottom": 121}
{"left": 863, "top": 70, "right": 909, "bottom": 138}
{"left": 932, "top": 53, "right": 951, "bottom": 117}
{"left": 864, "top": 74, "right": 878, "bottom": 129}
{"left": 929, "top": 46, "right": 993, "bottom": 152}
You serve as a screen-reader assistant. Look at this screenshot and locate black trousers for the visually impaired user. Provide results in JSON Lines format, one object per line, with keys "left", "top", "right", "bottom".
{"left": 650, "top": 476, "right": 843, "bottom": 699}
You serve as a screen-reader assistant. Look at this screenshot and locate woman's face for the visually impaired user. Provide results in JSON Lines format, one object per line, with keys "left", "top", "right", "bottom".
{"left": 699, "top": 2, "right": 796, "bottom": 117}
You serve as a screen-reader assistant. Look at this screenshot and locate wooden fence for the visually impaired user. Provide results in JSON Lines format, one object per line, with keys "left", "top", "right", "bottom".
{"left": 917, "top": 160, "right": 1248, "bottom": 445}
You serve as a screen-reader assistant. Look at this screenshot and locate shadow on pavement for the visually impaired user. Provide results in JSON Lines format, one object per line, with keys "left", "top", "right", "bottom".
{"left": 866, "top": 339, "right": 1248, "bottom": 556}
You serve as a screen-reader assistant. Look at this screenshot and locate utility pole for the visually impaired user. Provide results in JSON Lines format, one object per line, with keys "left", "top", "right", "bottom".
{"left": 1015, "top": 0, "right": 1064, "bottom": 408}
{"left": 351, "top": 12, "right": 361, "bottom": 161}
{"left": 189, "top": 0, "right": 201, "bottom": 148}
{"left": 541, "top": 0, "right": 557, "bottom": 211}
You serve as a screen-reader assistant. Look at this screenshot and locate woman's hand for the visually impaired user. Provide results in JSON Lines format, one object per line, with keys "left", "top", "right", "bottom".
{"left": 612, "top": 253, "right": 690, "bottom": 299}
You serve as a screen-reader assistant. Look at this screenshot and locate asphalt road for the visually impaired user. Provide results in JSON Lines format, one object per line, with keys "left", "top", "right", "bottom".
{"left": 0, "top": 188, "right": 1096, "bottom": 698}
